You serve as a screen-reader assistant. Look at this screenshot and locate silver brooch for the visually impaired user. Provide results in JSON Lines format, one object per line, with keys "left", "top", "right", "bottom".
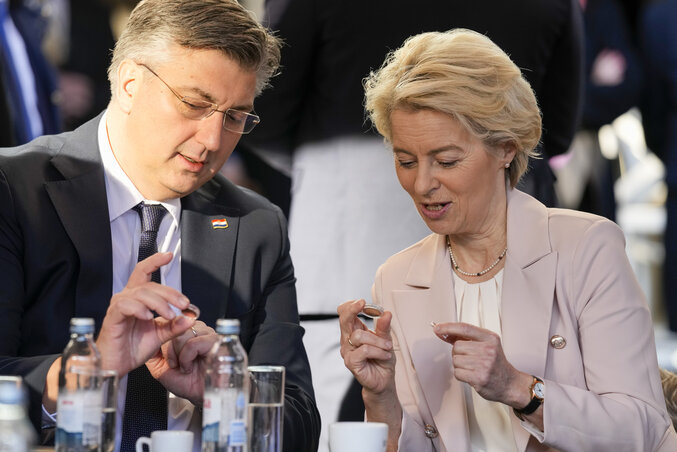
{"left": 550, "top": 335, "right": 566, "bottom": 349}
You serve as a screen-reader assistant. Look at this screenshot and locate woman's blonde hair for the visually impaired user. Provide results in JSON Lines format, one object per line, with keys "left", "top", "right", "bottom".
{"left": 364, "top": 29, "right": 541, "bottom": 187}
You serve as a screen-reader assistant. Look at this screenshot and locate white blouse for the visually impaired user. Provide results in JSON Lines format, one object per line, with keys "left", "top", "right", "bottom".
{"left": 453, "top": 270, "right": 518, "bottom": 452}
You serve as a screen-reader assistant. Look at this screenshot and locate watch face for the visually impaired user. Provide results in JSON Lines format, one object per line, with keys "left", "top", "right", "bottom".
{"left": 534, "top": 382, "right": 545, "bottom": 399}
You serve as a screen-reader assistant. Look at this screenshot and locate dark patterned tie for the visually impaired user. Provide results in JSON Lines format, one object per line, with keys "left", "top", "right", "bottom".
{"left": 120, "top": 202, "right": 169, "bottom": 451}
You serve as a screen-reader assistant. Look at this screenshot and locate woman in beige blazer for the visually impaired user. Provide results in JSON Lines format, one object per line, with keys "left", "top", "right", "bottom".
{"left": 338, "top": 29, "right": 677, "bottom": 451}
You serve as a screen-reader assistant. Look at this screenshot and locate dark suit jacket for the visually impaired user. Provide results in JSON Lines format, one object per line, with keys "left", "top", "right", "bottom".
{"left": 641, "top": 0, "right": 677, "bottom": 187}
{"left": 0, "top": 114, "right": 320, "bottom": 451}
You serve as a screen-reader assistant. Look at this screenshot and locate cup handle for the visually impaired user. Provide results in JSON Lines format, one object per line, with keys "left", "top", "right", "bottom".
{"left": 136, "top": 437, "right": 151, "bottom": 452}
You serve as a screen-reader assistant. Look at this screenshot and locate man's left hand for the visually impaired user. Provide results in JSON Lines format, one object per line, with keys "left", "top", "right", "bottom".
{"left": 146, "top": 321, "right": 219, "bottom": 406}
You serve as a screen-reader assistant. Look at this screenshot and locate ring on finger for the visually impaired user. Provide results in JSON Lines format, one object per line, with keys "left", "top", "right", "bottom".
{"left": 191, "top": 327, "right": 198, "bottom": 337}
{"left": 348, "top": 337, "right": 356, "bottom": 347}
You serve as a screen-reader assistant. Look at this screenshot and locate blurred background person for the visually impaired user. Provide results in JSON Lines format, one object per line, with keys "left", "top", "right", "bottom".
{"left": 239, "top": 1, "right": 584, "bottom": 449}
{"left": 0, "top": 0, "right": 61, "bottom": 146}
{"left": 552, "top": 0, "right": 643, "bottom": 221}
{"left": 41, "top": 0, "right": 120, "bottom": 131}
{"left": 640, "top": 0, "right": 677, "bottom": 332}
{"left": 338, "top": 28, "right": 676, "bottom": 452}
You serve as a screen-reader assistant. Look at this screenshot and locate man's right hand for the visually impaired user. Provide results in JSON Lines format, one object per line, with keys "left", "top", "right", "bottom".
{"left": 96, "top": 252, "right": 195, "bottom": 377}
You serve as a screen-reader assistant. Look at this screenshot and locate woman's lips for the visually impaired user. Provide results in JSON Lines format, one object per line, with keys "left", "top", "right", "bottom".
{"left": 420, "top": 202, "right": 451, "bottom": 219}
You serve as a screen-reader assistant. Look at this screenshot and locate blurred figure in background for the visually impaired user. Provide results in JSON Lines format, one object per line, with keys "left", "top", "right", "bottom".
{"left": 641, "top": 0, "right": 677, "bottom": 331}
{"left": 240, "top": 1, "right": 584, "bottom": 449}
{"left": 552, "top": 0, "right": 643, "bottom": 220}
{"left": 42, "top": 0, "right": 117, "bottom": 131}
{"left": 0, "top": 0, "right": 61, "bottom": 145}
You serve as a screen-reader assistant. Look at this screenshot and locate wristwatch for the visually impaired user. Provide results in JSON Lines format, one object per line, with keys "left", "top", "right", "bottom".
{"left": 513, "top": 375, "right": 545, "bottom": 420}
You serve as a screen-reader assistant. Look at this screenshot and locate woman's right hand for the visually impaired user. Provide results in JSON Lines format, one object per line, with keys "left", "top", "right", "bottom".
{"left": 338, "top": 299, "right": 396, "bottom": 395}
{"left": 339, "top": 300, "right": 403, "bottom": 450}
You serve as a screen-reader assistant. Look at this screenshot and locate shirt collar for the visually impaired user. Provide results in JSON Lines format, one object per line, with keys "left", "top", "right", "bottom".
{"left": 97, "top": 110, "right": 181, "bottom": 224}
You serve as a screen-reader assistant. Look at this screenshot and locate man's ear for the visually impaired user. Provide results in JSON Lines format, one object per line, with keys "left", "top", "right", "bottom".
{"left": 115, "top": 60, "right": 141, "bottom": 114}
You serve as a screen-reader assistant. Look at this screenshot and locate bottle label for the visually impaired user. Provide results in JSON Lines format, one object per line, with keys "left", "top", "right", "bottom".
{"left": 82, "top": 390, "right": 102, "bottom": 445}
{"left": 56, "top": 390, "right": 102, "bottom": 445}
{"left": 57, "top": 393, "right": 84, "bottom": 434}
{"left": 229, "top": 419, "right": 246, "bottom": 446}
{"left": 202, "top": 389, "right": 221, "bottom": 443}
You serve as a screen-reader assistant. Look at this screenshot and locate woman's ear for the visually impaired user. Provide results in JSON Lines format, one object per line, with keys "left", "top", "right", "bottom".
{"left": 115, "top": 59, "right": 141, "bottom": 114}
{"left": 500, "top": 142, "right": 518, "bottom": 168}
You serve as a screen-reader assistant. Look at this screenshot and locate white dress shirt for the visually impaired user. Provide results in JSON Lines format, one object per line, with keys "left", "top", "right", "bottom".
{"left": 97, "top": 111, "right": 202, "bottom": 451}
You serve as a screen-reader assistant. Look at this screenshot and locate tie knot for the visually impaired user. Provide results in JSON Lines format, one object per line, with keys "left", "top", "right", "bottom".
{"left": 133, "top": 202, "right": 168, "bottom": 233}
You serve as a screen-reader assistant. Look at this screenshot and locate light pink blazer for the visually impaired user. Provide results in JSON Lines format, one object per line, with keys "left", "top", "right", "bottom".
{"left": 374, "top": 188, "right": 677, "bottom": 451}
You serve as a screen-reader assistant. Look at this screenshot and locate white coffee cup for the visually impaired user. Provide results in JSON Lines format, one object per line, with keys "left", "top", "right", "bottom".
{"left": 135, "top": 430, "right": 194, "bottom": 452}
{"left": 328, "top": 422, "right": 388, "bottom": 452}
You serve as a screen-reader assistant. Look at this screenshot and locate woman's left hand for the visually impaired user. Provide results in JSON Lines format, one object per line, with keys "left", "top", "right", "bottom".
{"left": 432, "top": 321, "right": 529, "bottom": 406}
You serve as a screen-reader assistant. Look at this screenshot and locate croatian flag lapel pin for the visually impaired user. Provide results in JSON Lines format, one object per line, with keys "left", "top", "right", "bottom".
{"left": 211, "top": 218, "right": 229, "bottom": 229}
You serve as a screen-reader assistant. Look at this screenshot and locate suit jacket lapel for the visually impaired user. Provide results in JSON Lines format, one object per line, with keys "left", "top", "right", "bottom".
{"left": 392, "top": 234, "right": 471, "bottom": 452}
{"left": 44, "top": 114, "right": 112, "bottom": 327}
{"left": 502, "top": 189, "right": 556, "bottom": 451}
{"left": 180, "top": 177, "right": 239, "bottom": 327}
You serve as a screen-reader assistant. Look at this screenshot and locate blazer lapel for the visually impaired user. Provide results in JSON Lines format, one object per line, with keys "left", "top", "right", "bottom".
{"left": 180, "top": 177, "right": 240, "bottom": 327}
{"left": 501, "top": 189, "right": 556, "bottom": 451}
{"left": 392, "top": 234, "right": 471, "bottom": 452}
{"left": 44, "top": 114, "right": 112, "bottom": 328}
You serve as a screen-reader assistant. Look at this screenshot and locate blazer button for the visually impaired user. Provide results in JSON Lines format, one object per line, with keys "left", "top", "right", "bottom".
{"left": 424, "top": 424, "right": 438, "bottom": 438}
{"left": 550, "top": 335, "right": 566, "bottom": 349}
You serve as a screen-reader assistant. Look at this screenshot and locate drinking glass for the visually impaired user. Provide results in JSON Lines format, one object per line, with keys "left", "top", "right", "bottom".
{"left": 100, "top": 370, "right": 118, "bottom": 452}
{"left": 248, "top": 366, "right": 285, "bottom": 452}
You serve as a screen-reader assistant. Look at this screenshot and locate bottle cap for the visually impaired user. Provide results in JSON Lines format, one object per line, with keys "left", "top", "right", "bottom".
{"left": 0, "top": 376, "right": 25, "bottom": 406}
{"left": 215, "top": 318, "right": 240, "bottom": 335}
{"left": 70, "top": 317, "right": 95, "bottom": 334}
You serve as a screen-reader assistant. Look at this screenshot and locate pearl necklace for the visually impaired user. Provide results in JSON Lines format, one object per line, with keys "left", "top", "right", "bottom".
{"left": 446, "top": 236, "right": 507, "bottom": 277}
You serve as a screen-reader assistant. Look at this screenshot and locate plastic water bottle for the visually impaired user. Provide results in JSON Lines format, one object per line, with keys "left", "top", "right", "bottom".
{"left": 56, "top": 318, "right": 102, "bottom": 452}
{"left": 0, "top": 376, "right": 36, "bottom": 452}
{"left": 202, "top": 319, "right": 249, "bottom": 452}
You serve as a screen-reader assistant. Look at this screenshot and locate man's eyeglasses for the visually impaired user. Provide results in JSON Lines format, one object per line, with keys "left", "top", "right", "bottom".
{"left": 139, "top": 63, "right": 260, "bottom": 135}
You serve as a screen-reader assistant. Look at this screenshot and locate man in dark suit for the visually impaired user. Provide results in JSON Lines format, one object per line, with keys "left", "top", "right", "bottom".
{"left": 0, "top": 0, "right": 320, "bottom": 450}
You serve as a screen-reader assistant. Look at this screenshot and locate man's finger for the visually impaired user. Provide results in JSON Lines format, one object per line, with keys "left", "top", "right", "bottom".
{"left": 154, "top": 315, "right": 195, "bottom": 345}
{"left": 127, "top": 252, "right": 174, "bottom": 287}
{"left": 177, "top": 333, "right": 219, "bottom": 373}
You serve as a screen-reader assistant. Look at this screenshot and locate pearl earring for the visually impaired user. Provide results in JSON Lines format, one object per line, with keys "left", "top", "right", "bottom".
{"left": 505, "top": 162, "right": 510, "bottom": 169}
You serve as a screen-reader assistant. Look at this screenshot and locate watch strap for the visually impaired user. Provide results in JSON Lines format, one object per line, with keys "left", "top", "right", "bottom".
{"left": 513, "top": 376, "right": 543, "bottom": 419}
